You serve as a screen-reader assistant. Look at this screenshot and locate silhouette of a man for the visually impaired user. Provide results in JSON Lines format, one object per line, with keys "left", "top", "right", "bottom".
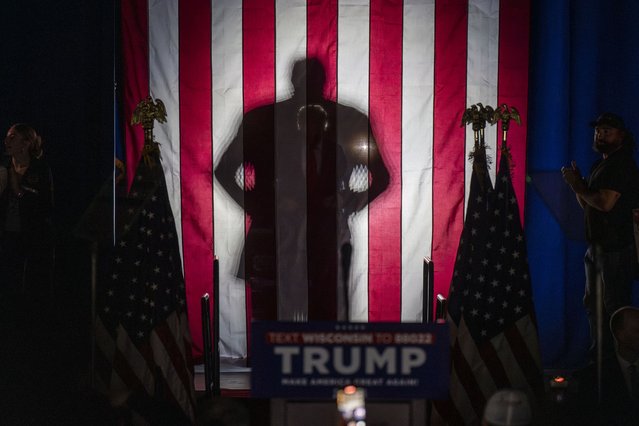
{"left": 215, "top": 58, "right": 389, "bottom": 321}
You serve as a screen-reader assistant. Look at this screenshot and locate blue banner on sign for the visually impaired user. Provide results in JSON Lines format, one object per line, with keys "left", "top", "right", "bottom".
{"left": 250, "top": 321, "right": 449, "bottom": 399}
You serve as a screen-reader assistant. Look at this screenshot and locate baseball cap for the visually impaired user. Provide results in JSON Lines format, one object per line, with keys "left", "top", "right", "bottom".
{"left": 590, "top": 112, "right": 627, "bottom": 130}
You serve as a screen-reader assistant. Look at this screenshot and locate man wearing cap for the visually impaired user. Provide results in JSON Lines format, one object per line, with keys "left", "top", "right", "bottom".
{"left": 562, "top": 112, "right": 639, "bottom": 358}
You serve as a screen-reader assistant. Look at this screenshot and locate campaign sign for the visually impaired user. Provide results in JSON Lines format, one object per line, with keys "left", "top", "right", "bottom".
{"left": 250, "top": 321, "right": 449, "bottom": 399}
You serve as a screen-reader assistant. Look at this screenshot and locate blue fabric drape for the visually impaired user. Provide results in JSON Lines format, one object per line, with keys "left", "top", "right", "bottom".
{"left": 528, "top": 0, "right": 639, "bottom": 368}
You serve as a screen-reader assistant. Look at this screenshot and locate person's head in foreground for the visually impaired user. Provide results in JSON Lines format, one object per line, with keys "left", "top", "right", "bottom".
{"left": 482, "top": 388, "right": 531, "bottom": 426}
{"left": 610, "top": 305, "right": 639, "bottom": 363}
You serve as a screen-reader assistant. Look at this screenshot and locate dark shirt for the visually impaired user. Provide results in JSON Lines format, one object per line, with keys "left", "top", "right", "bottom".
{"left": 585, "top": 147, "right": 639, "bottom": 250}
{"left": 567, "top": 356, "right": 639, "bottom": 425}
{"left": 0, "top": 155, "right": 54, "bottom": 239}
{"left": 0, "top": 155, "right": 54, "bottom": 293}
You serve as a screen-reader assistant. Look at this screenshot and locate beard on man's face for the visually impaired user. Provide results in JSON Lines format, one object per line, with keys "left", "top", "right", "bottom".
{"left": 593, "top": 139, "right": 623, "bottom": 154}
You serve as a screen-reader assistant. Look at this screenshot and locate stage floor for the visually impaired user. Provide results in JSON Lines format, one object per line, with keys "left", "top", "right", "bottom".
{"left": 194, "top": 357, "right": 251, "bottom": 397}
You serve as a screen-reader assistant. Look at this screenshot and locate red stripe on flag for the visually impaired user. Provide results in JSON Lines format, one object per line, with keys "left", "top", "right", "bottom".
{"left": 308, "top": 0, "right": 339, "bottom": 320}
{"left": 479, "top": 341, "right": 511, "bottom": 389}
{"left": 368, "top": 0, "right": 403, "bottom": 321}
{"left": 179, "top": 0, "right": 213, "bottom": 358}
{"left": 112, "top": 346, "right": 147, "bottom": 391}
{"left": 242, "top": 0, "right": 275, "bottom": 344}
{"left": 451, "top": 339, "right": 486, "bottom": 419}
{"left": 497, "top": 0, "right": 530, "bottom": 224}
{"left": 307, "top": 0, "right": 338, "bottom": 102}
{"left": 505, "top": 320, "right": 545, "bottom": 395}
{"left": 154, "top": 320, "right": 196, "bottom": 408}
{"left": 433, "top": 399, "right": 465, "bottom": 426}
{"left": 121, "top": 0, "right": 149, "bottom": 190}
{"left": 243, "top": 0, "right": 276, "bottom": 113}
{"left": 432, "top": 1, "right": 468, "bottom": 301}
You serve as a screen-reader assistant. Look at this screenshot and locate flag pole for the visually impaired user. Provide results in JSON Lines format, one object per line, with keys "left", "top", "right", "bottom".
{"left": 91, "top": 0, "right": 119, "bottom": 389}
{"left": 112, "top": 0, "right": 118, "bottom": 245}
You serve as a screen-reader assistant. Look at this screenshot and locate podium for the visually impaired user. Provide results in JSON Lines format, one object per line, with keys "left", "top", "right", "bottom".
{"left": 270, "top": 399, "right": 426, "bottom": 426}
{"left": 196, "top": 259, "right": 443, "bottom": 425}
{"left": 195, "top": 321, "right": 447, "bottom": 426}
{"left": 251, "top": 321, "right": 448, "bottom": 425}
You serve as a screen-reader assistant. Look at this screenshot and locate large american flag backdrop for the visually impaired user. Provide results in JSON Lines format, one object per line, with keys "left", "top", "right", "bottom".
{"left": 120, "top": 0, "right": 530, "bottom": 358}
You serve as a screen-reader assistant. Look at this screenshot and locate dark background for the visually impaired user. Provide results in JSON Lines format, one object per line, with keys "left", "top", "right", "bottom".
{"left": 0, "top": 1, "right": 116, "bottom": 422}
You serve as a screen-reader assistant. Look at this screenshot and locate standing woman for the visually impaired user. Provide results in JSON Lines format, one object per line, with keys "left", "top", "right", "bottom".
{"left": 0, "top": 124, "right": 54, "bottom": 300}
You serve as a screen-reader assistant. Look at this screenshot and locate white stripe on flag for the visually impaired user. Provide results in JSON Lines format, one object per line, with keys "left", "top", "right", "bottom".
{"left": 275, "top": 0, "right": 308, "bottom": 320}
{"left": 212, "top": 0, "right": 248, "bottom": 355}
{"left": 276, "top": 0, "right": 307, "bottom": 101}
{"left": 338, "top": 0, "right": 370, "bottom": 322}
{"left": 457, "top": 318, "right": 497, "bottom": 398}
{"left": 401, "top": 0, "right": 435, "bottom": 322}
{"left": 116, "top": 324, "right": 155, "bottom": 395}
{"left": 150, "top": 313, "right": 195, "bottom": 421}
{"left": 465, "top": 0, "right": 500, "bottom": 209}
{"left": 518, "top": 315, "right": 543, "bottom": 371}
{"left": 492, "top": 332, "right": 529, "bottom": 390}
{"left": 450, "top": 362, "right": 480, "bottom": 425}
{"left": 149, "top": 0, "right": 182, "bottom": 255}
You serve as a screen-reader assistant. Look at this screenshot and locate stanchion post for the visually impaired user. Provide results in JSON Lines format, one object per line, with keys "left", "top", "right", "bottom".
{"left": 436, "top": 294, "right": 448, "bottom": 321}
{"left": 213, "top": 257, "right": 221, "bottom": 396}
{"left": 596, "top": 273, "right": 603, "bottom": 404}
{"left": 201, "top": 294, "right": 213, "bottom": 397}
{"left": 90, "top": 241, "right": 98, "bottom": 389}
{"left": 423, "top": 257, "right": 434, "bottom": 324}
{"left": 423, "top": 257, "right": 434, "bottom": 426}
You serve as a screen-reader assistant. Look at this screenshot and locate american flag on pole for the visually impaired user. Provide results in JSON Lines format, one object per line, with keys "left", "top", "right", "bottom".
{"left": 120, "top": 0, "right": 531, "bottom": 358}
{"left": 434, "top": 143, "right": 543, "bottom": 424}
{"left": 95, "top": 151, "right": 196, "bottom": 423}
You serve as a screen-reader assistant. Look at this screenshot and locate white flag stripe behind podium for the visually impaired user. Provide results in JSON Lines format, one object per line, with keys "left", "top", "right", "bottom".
{"left": 340, "top": 0, "right": 371, "bottom": 322}
{"left": 211, "top": 1, "right": 247, "bottom": 356}
{"left": 121, "top": 0, "right": 530, "bottom": 358}
{"left": 401, "top": 0, "right": 435, "bottom": 322}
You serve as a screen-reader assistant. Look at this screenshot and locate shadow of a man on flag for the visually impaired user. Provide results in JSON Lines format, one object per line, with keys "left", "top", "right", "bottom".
{"left": 215, "top": 57, "right": 389, "bottom": 322}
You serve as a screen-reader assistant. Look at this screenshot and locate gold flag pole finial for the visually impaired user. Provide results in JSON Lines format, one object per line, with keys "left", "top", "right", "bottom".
{"left": 131, "top": 96, "right": 167, "bottom": 166}
{"left": 494, "top": 104, "right": 521, "bottom": 168}
{"left": 495, "top": 104, "right": 521, "bottom": 149}
{"left": 462, "top": 103, "right": 496, "bottom": 186}
{"left": 461, "top": 104, "right": 482, "bottom": 147}
{"left": 461, "top": 103, "right": 497, "bottom": 146}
